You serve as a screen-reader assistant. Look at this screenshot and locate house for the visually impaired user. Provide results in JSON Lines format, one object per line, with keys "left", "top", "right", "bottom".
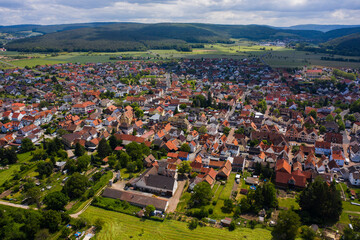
{"left": 232, "top": 156, "right": 246, "bottom": 171}
{"left": 315, "top": 141, "right": 331, "bottom": 156}
{"left": 324, "top": 132, "right": 343, "bottom": 145}
{"left": 178, "top": 151, "right": 189, "bottom": 161}
{"left": 130, "top": 162, "right": 178, "bottom": 197}
{"left": 349, "top": 144, "right": 360, "bottom": 163}
{"left": 349, "top": 171, "right": 360, "bottom": 186}
{"left": 275, "top": 159, "right": 307, "bottom": 189}
{"left": 72, "top": 101, "right": 96, "bottom": 114}
{"left": 217, "top": 160, "right": 232, "bottom": 179}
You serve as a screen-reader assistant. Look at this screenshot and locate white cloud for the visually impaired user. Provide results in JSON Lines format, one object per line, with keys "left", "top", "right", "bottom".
{"left": 0, "top": 0, "right": 359, "bottom": 26}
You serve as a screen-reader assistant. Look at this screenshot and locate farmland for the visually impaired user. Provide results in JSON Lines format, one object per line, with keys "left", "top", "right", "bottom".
{"left": 81, "top": 206, "right": 272, "bottom": 240}
{"left": 2, "top": 41, "right": 360, "bottom": 69}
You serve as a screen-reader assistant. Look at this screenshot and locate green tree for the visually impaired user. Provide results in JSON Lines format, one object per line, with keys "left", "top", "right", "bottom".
{"left": 63, "top": 172, "right": 89, "bottom": 199}
{"left": 180, "top": 143, "right": 191, "bottom": 152}
{"left": 298, "top": 177, "right": 342, "bottom": 224}
{"left": 326, "top": 114, "right": 334, "bottom": 122}
{"left": 309, "top": 110, "right": 317, "bottom": 120}
{"left": 76, "top": 154, "right": 90, "bottom": 172}
{"left": 319, "top": 125, "right": 326, "bottom": 134}
{"left": 41, "top": 210, "right": 62, "bottom": 232}
{"left": 97, "top": 138, "right": 112, "bottom": 159}
{"left": 34, "top": 229, "right": 50, "bottom": 240}
{"left": 188, "top": 218, "right": 198, "bottom": 230}
{"left": 300, "top": 226, "right": 316, "bottom": 240}
{"left": 25, "top": 187, "right": 41, "bottom": 208}
{"left": 21, "top": 138, "right": 35, "bottom": 153}
{"left": 191, "top": 182, "right": 213, "bottom": 207}
{"left": 178, "top": 161, "right": 192, "bottom": 174}
{"left": 180, "top": 103, "right": 187, "bottom": 109}
{"left": 145, "top": 205, "right": 156, "bottom": 217}
{"left": 222, "top": 199, "right": 234, "bottom": 213}
{"left": 198, "top": 126, "right": 207, "bottom": 134}
{"left": 109, "top": 135, "right": 118, "bottom": 150}
{"left": 223, "top": 127, "right": 231, "bottom": 136}
{"left": 74, "top": 142, "right": 85, "bottom": 157}
{"left": 116, "top": 151, "right": 131, "bottom": 168}
{"left": 94, "top": 218, "right": 105, "bottom": 233}
{"left": 272, "top": 210, "right": 301, "bottom": 240}
{"left": 37, "top": 161, "right": 53, "bottom": 178}
{"left": 44, "top": 191, "right": 69, "bottom": 210}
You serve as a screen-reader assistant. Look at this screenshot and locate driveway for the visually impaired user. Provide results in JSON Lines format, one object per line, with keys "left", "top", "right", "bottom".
{"left": 166, "top": 179, "right": 187, "bottom": 213}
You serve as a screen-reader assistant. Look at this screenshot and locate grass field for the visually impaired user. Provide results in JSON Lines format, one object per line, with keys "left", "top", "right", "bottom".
{"left": 2, "top": 41, "right": 360, "bottom": 69}
{"left": 81, "top": 206, "right": 272, "bottom": 240}
{"left": 0, "top": 151, "right": 33, "bottom": 186}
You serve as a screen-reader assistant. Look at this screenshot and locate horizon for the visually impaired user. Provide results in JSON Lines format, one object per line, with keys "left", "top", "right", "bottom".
{"left": 1, "top": 21, "right": 360, "bottom": 28}
{"left": 0, "top": 0, "right": 360, "bottom": 26}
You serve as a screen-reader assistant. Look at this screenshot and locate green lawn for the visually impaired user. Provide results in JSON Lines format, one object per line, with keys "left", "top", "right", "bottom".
{"left": 278, "top": 198, "right": 299, "bottom": 210}
{"left": 342, "top": 201, "right": 360, "bottom": 212}
{"left": 81, "top": 206, "right": 272, "bottom": 240}
{"left": 0, "top": 164, "right": 21, "bottom": 186}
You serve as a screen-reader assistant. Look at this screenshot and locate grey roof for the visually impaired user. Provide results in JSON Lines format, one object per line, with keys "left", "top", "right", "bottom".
{"left": 145, "top": 174, "right": 175, "bottom": 190}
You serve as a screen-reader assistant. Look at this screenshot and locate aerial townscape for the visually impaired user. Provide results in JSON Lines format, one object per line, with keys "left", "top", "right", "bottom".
{"left": 1, "top": 2, "right": 360, "bottom": 240}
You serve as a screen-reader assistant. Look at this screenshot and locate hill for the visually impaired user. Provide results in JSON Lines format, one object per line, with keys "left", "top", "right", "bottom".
{"left": 321, "top": 33, "right": 360, "bottom": 56}
{"left": 4, "top": 22, "right": 360, "bottom": 53}
{"left": 280, "top": 24, "right": 360, "bottom": 32}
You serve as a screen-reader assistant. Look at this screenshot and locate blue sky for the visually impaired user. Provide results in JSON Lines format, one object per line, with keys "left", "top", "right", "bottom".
{"left": 0, "top": 0, "right": 359, "bottom": 26}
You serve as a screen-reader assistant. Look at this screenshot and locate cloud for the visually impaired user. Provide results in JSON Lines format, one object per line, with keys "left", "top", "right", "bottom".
{"left": 0, "top": 0, "right": 359, "bottom": 26}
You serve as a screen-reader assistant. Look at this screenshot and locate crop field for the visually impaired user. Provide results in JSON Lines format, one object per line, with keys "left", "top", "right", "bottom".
{"left": 81, "top": 206, "right": 272, "bottom": 240}
{"left": 1, "top": 42, "right": 360, "bottom": 68}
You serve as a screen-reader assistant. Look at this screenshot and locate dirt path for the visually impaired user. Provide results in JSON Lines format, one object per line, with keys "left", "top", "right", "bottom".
{"left": 0, "top": 200, "right": 37, "bottom": 210}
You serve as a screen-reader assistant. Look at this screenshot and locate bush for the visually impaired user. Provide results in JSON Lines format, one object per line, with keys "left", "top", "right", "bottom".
{"left": 208, "top": 208, "right": 213, "bottom": 214}
{"left": 229, "top": 221, "right": 236, "bottom": 231}
{"left": 188, "top": 219, "right": 198, "bottom": 230}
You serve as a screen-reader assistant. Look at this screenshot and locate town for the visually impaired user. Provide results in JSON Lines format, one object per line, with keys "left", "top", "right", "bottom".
{"left": 0, "top": 57, "right": 360, "bottom": 240}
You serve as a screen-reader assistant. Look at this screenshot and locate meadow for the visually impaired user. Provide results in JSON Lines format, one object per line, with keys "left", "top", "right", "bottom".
{"left": 81, "top": 206, "right": 272, "bottom": 240}
{"left": 2, "top": 41, "right": 360, "bottom": 68}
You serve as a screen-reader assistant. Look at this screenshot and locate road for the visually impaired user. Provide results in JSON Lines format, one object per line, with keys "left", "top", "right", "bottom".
{"left": 166, "top": 179, "right": 186, "bottom": 213}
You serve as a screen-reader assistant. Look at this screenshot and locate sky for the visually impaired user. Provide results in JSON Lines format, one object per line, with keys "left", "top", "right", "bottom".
{"left": 0, "top": 0, "right": 360, "bottom": 26}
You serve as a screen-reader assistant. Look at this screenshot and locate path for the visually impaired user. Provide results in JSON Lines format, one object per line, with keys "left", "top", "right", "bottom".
{"left": 70, "top": 171, "right": 115, "bottom": 218}
{"left": 339, "top": 183, "right": 346, "bottom": 201}
{"left": 0, "top": 200, "right": 37, "bottom": 210}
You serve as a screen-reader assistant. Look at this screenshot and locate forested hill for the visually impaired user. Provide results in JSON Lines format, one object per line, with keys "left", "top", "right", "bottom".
{"left": 4, "top": 22, "right": 360, "bottom": 53}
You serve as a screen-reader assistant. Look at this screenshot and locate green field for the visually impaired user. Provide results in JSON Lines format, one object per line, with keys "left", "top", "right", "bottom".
{"left": 2, "top": 42, "right": 360, "bottom": 69}
{"left": 0, "top": 151, "right": 33, "bottom": 186}
{"left": 81, "top": 206, "right": 272, "bottom": 240}
{"left": 278, "top": 198, "right": 299, "bottom": 210}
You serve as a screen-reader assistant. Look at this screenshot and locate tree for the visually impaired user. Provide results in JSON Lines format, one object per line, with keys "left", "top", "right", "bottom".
{"left": 44, "top": 191, "right": 69, "bottom": 210}
{"left": 223, "top": 127, "right": 231, "bottom": 136}
{"left": 25, "top": 187, "right": 41, "bottom": 208}
{"left": 180, "top": 103, "right": 187, "bottom": 109}
{"left": 144, "top": 205, "right": 155, "bottom": 217}
{"left": 34, "top": 229, "right": 50, "bottom": 240}
{"left": 109, "top": 135, "right": 118, "bottom": 150}
{"left": 309, "top": 110, "right": 317, "bottom": 120}
{"left": 41, "top": 210, "right": 62, "bottom": 232}
{"left": 127, "top": 162, "right": 137, "bottom": 172}
{"left": 222, "top": 199, "right": 234, "bottom": 213}
{"left": 198, "top": 126, "right": 207, "bottom": 134}
{"left": 21, "top": 138, "right": 35, "bottom": 153}
{"left": 63, "top": 172, "right": 89, "bottom": 199}
{"left": 94, "top": 218, "right": 105, "bottom": 232}
{"left": 178, "top": 161, "right": 192, "bottom": 174}
{"left": 319, "top": 125, "right": 326, "bottom": 134}
{"left": 97, "top": 138, "right": 112, "bottom": 159}
{"left": 37, "top": 161, "right": 53, "bottom": 178}
{"left": 300, "top": 226, "right": 316, "bottom": 240}
{"left": 0, "top": 147, "right": 18, "bottom": 165}
{"left": 117, "top": 151, "right": 131, "bottom": 168}
{"left": 191, "top": 182, "right": 213, "bottom": 207}
{"left": 188, "top": 218, "right": 198, "bottom": 230}
{"left": 76, "top": 154, "right": 90, "bottom": 172}
{"left": 74, "top": 142, "right": 85, "bottom": 157}
{"left": 271, "top": 210, "right": 301, "bottom": 240}
{"left": 298, "top": 177, "right": 342, "bottom": 224}
{"left": 180, "top": 143, "right": 191, "bottom": 152}
{"left": 326, "top": 114, "right": 334, "bottom": 122}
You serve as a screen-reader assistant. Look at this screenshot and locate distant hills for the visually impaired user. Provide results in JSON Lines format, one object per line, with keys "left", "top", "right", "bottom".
{"left": 2, "top": 22, "right": 360, "bottom": 55}
{"left": 279, "top": 24, "right": 360, "bottom": 32}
